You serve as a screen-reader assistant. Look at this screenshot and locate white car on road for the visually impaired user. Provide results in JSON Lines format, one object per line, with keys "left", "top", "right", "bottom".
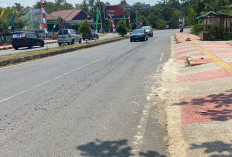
{"left": 57, "top": 29, "right": 81, "bottom": 46}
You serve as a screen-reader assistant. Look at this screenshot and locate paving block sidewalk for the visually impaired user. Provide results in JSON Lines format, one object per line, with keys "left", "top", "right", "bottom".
{"left": 0, "top": 40, "right": 57, "bottom": 51}
{"left": 170, "top": 33, "right": 232, "bottom": 156}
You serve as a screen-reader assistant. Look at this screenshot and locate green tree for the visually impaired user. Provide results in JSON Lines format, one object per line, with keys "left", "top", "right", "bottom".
{"left": 80, "top": 0, "right": 89, "bottom": 12}
{"left": 34, "top": 1, "right": 74, "bottom": 14}
{"left": 0, "top": 5, "right": 26, "bottom": 42}
{"left": 120, "top": 0, "right": 127, "bottom": 5}
{"left": 156, "top": 19, "right": 167, "bottom": 29}
{"left": 116, "top": 20, "right": 127, "bottom": 36}
{"left": 79, "top": 20, "right": 91, "bottom": 42}
{"left": 103, "top": 20, "right": 112, "bottom": 32}
{"left": 138, "top": 16, "right": 149, "bottom": 26}
{"left": 75, "top": 3, "right": 81, "bottom": 9}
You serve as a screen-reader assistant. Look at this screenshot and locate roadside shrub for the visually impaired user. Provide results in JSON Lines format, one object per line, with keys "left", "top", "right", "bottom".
{"left": 79, "top": 20, "right": 91, "bottom": 42}
{"left": 116, "top": 20, "right": 128, "bottom": 36}
{"left": 222, "top": 33, "right": 232, "bottom": 40}
{"left": 156, "top": 19, "right": 167, "bottom": 30}
{"left": 204, "top": 26, "right": 224, "bottom": 33}
{"left": 52, "top": 32, "right": 57, "bottom": 40}
{"left": 190, "top": 22, "right": 204, "bottom": 36}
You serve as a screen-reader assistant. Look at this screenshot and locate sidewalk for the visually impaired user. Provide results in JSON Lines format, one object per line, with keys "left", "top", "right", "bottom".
{"left": 165, "top": 33, "right": 232, "bottom": 156}
{"left": 0, "top": 40, "right": 57, "bottom": 51}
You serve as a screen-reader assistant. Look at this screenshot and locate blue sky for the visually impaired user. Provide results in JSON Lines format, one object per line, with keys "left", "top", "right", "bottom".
{"left": 0, "top": 0, "right": 158, "bottom": 8}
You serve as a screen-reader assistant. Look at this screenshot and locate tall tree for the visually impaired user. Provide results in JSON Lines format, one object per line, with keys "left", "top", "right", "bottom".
{"left": 80, "top": 0, "right": 89, "bottom": 12}
{"left": 33, "top": 1, "right": 74, "bottom": 14}
{"left": 120, "top": 0, "right": 127, "bottom": 5}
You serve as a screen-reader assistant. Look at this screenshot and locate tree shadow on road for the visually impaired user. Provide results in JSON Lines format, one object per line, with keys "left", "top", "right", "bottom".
{"left": 190, "top": 141, "right": 232, "bottom": 157}
{"left": 77, "top": 139, "right": 166, "bottom": 157}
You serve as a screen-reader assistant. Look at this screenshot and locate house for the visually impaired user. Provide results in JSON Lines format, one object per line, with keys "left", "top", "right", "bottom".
{"left": 198, "top": 11, "right": 232, "bottom": 32}
{"left": 197, "top": 11, "right": 232, "bottom": 40}
{"left": 50, "top": 9, "right": 94, "bottom": 29}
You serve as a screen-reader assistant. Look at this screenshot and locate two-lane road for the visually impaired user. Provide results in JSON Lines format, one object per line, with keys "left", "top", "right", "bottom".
{"left": 0, "top": 29, "right": 179, "bottom": 157}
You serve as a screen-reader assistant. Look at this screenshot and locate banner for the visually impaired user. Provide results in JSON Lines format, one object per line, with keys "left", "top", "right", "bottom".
{"left": 40, "top": 13, "right": 42, "bottom": 30}
{"left": 53, "top": 16, "right": 60, "bottom": 28}
{"left": 96, "top": 7, "right": 100, "bottom": 33}
{"left": 27, "top": 14, "right": 31, "bottom": 25}
{"left": 123, "top": 16, "right": 126, "bottom": 25}
{"left": 0, "top": 9, "right": 4, "bottom": 18}
{"left": 8, "top": 11, "right": 18, "bottom": 29}
{"left": 41, "top": 0, "right": 48, "bottom": 33}
{"left": 110, "top": 15, "right": 116, "bottom": 32}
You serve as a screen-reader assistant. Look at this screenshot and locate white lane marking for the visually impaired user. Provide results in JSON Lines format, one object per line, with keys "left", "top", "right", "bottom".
{"left": 131, "top": 100, "right": 152, "bottom": 155}
{"left": 0, "top": 57, "right": 106, "bottom": 104}
{"left": 159, "top": 53, "right": 164, "bottom": 62}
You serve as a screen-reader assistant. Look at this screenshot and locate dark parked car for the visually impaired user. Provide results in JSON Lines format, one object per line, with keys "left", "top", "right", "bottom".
{"left": 82, "top": 31, "right": 99, "bottom": 40}
{"left": 141, "top": 26, "right": 153, "bottom": 37}
{"left": 130, "top": 29, "right": 148, "bottom": 42}
{"left": 12, "top": 31, "right": 44, "bottom": 50}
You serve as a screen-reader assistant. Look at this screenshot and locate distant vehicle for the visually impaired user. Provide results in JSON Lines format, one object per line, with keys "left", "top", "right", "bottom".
{"left": 11, "top": 31, "right": 44, "bottom": 50}
{"left": 57, "top": 29, "right": 81, "bottom": 46}
{"left": 82, "top": 31, "right": 99, "bottom": 40}
{"left": 130, "top": 29, "right": 148, "bottom": 42}
{"left": 141, "top": 26, "right": 153, "bottom": 37}
{"left": 180, "top": 27, "right": 184, "bottom": 33}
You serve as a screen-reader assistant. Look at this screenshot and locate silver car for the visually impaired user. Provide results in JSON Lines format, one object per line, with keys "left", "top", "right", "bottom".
{"left": 57, "top": 29, "right": 81, "bottom": 46}
{"left": 141, "top": 26, "right": 153, "bottom": 37}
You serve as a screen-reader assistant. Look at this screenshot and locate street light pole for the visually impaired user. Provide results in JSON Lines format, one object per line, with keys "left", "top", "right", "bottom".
{"left": 136, "top": 10, "right": 138, "bottom": 29}
{"left": 123, "top": 4, "right": 150, "bottom": 29}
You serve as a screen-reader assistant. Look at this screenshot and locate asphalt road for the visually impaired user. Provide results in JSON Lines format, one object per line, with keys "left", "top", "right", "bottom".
{"left": 0, "top": 34, "right": 119, "bottom": 56}
{"left": 0, "top": 29, "right": 179, "bottom": 157}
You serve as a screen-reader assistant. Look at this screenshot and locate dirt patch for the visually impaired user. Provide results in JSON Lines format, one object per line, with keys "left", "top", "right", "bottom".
{"left": 175, "top": 60, "right": 189, "bottom": 68}
{"left": 156, "top": 36, "right": 188, "bottom": 157}
{"left": 227, "top": 41, "right": 232, "bottom": 46}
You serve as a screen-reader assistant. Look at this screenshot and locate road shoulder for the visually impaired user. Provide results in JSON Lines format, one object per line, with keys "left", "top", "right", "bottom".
{"left": 158, "top": 35, "right": 188, "bottom": 157}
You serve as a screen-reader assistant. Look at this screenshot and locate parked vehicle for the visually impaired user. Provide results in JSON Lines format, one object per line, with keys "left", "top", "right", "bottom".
{"left": 82, "top": 31, "right": 99, "bottom": 40}
{"left": 11, "top": 31, "right": 44, "bottom": 50}
{"left": 130, "top": 29, "right": 148, "bottom": 42}
{"left": 141, "top": 26, "right": 153, "bottom": 37}
{"left": 57, "top": 29, "right": 81, "bottom": 46}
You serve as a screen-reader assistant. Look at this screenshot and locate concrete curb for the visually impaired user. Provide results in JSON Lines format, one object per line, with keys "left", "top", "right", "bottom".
{"left": 186, "top": 56, "right": 208, "bottom": 66}
{"left": 44, "top": 40, "right": 57, "bottom": 44}
{"left": 0, "top": 37, "right": 129, "bottom": 67}
{"left": 0, "top": 40, "right": 57, "bottom": 51}
{"left": 186, "top": 56, "right": 195, "bottom": 66}
{"left": 0, "top": 46, "right": 12, "bottom": 51}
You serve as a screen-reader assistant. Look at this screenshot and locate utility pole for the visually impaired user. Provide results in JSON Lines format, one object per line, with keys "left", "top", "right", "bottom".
{"left": 135, "top": 10, "right": 138, "bottom": 29}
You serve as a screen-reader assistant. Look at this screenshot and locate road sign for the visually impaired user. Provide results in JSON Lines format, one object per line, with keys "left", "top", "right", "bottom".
{"left": 142, "top": 4, "right": 150, "bottom": 10}
{"left": 179, "top": 18, "right": 185, "bottom": 27}
{"left": 104, "top": 5, "right": 130, "bottom": 19}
